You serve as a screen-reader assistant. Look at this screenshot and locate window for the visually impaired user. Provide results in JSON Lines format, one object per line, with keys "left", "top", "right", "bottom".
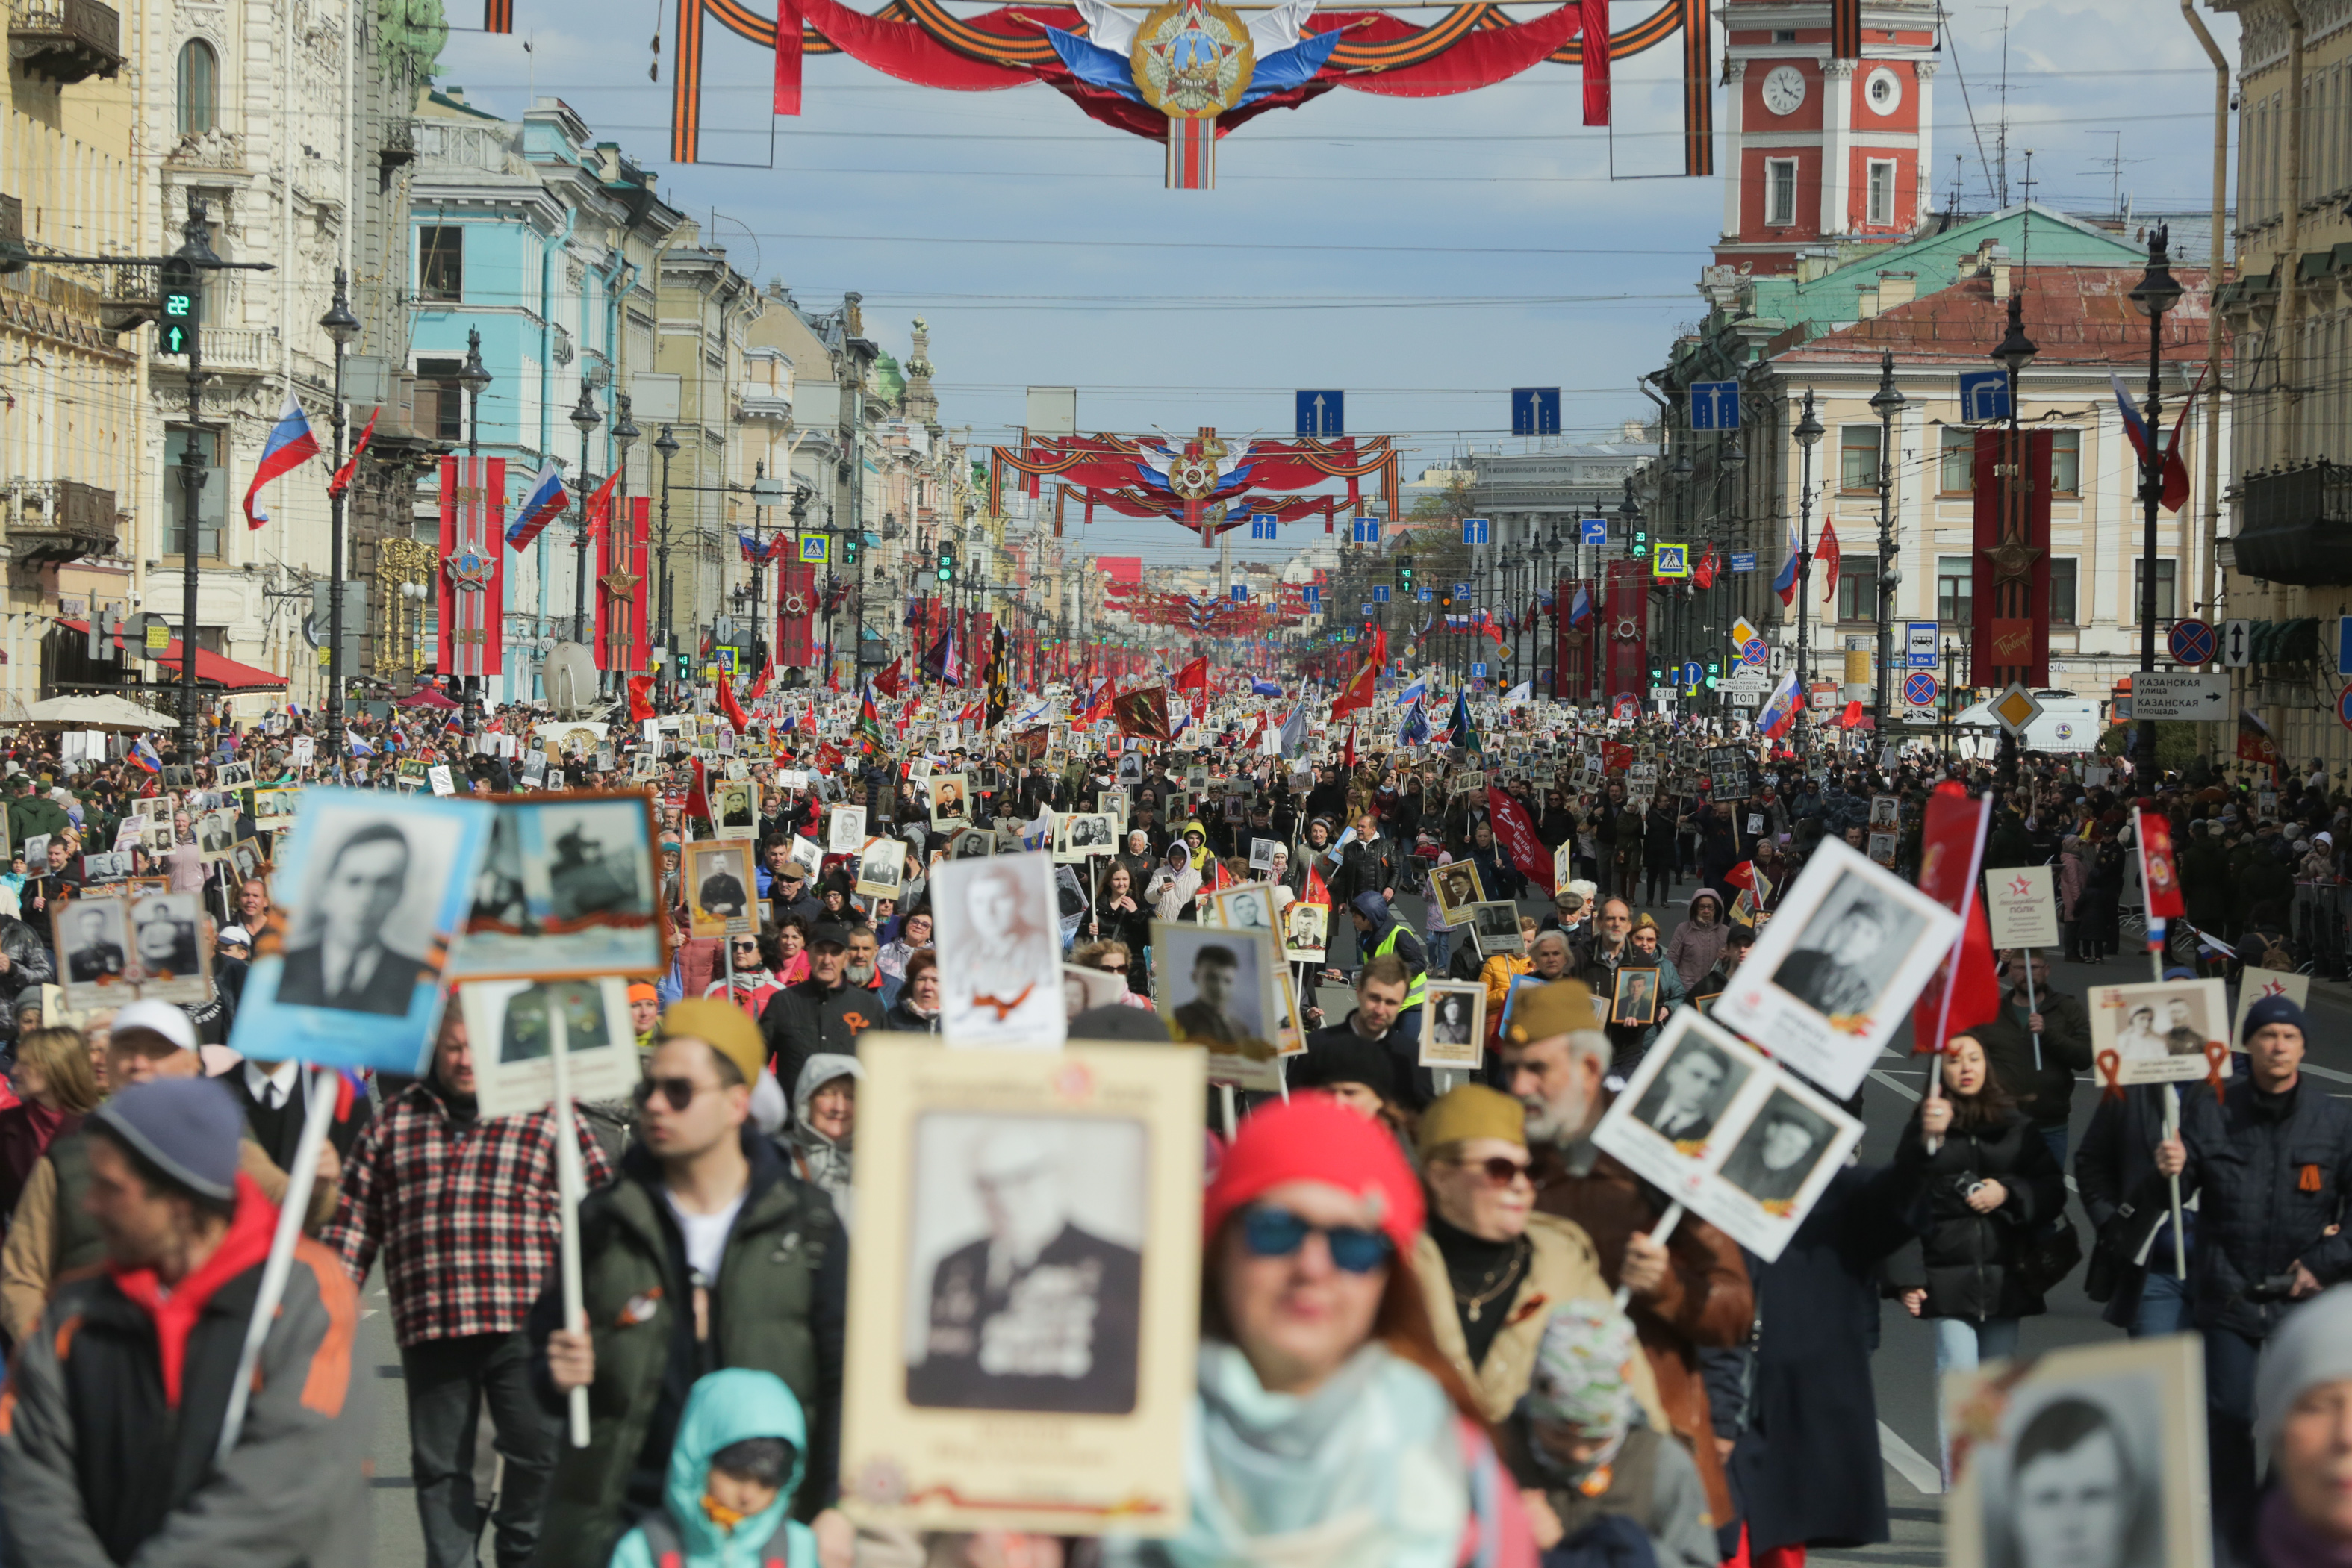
{"left": 1940, "top": 427, "right": 1976, "bottom": 493}
{"left": 164, "top": 426, "right": 225, "bottom": 561}
{"left": 176, "top": 40, "right": 217, "bottom": 138}
{"left": 1836, "top": 559, "right": 1878, "bottom": 623}
{"left": 1773, "top": 28, "right": 1796, "bottom": 43}
{"left": 1766, "top": 159, "right": 1799, "bottom": 227}
{"left": 2133, "top": 558, "right": 2177, "bottom": 625}
{"left": 418, "top": 225, "right": 464, "bottom": 304}
{"left": 416, "top": 356, "right": 465, "bottom": 444}
{"left": 1839, "top": 426, "right": 1881, "bottom": 492}
{"left": 1937, "top": 554, "right": 1974, "bottom": 626}
{"left": 2051, "top": 429, "right": 2081, "bottom": 496}
{"left": 2049, "top": 557, "right": 2078, "bottom": 626}
{"left": 1866, "top": 160, "right": 1897, "bottom": 226}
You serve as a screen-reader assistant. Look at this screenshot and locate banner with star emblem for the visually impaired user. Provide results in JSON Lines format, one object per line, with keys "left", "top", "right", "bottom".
{"left": 438, "top": 455, "right": 506, "bottom": 679}
{"left": 1970, "top": 426, "right": 2053, "bottom": 689}
{"left": 594, "top": 495, "right": 652, "bottom": 673}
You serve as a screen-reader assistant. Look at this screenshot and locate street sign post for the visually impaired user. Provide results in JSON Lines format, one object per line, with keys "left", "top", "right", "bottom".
{"left": 2166, "top": 620, "right": 2217, "bottom": 667}
{"left": 1731, "top": 616, "right": 1760, "bottom": 646}
{"left": 1903, "top": 670, "right": 1941, "bottom": 709}
{"left": 1991, "top": 682, "right": 2044, "bottom": 737}
{"left": 1653, "top": 543, "right": 1689, "bottom": 578}
{"left": 1681, "top": 660, "right": 1703, "bottom": 688}
{"left": 2132, "top": 671, "right": 2230, "bottom": 720}
{"left": 1511, "top": 388, "right": 1561, "bottom": 435}
{"left": 1729, "top": 551, "right": 1758, "bottom": 573}
{"left": 2339, "top": 685, "right": 2352, "bottom": 732}
{"left": 1959, "top": 370, "right": 2012, "bottom": 423}
{"left": 1740, "top": 638, "right": 1768, "bottom": 669}
{"left": 2224, "top": 619, "right": 2253, "bottom": 668}
{"left": 1689, "top": 381, "right": 1740, "bottom": 430}
{"left": 1295, "top": 390, "right": 1344, "bottom": 437}
{"left": 1462, "top": 517, "right": 1490, "bottom": 545}
{"left": 1581, "top": 517, "right": 1609, "bottom": 546}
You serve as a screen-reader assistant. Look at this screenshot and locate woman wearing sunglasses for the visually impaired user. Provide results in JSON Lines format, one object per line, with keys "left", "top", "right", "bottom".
{"left": 1408, "top": 1085, "right": 1667, "bottom": 1428}
{"left": 1098, "top": 1095, "right": 1537, "bottom": 1568}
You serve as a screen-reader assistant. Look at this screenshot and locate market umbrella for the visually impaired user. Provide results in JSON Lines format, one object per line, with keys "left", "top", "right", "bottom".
{"left": 396, "top": 687, "right": 459, "bottom": 709}
{"left": 25, "top": 694, "right": 177, "bottom": 730}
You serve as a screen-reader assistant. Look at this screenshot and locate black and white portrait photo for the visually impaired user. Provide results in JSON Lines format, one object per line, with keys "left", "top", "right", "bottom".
{"left": 1468, "top": 900, "right": 1524, "bottom": 956}
{"left": 131, "top": 892, "right": 202, "bottom": 979}
{"left": 2088, "top": 977, "right": 2230, "bottom": 1087}
{"left": 458, "top": 974, "right": 643, "bottom": 1117}
{"left": 932, "top": 853, "right": 1065, "bottom": 1046}
{"left": 496, "top": 978, "right": 615, "bottom": 1064}
{"left": 276, "top": 815, "right": 445, "bottom": 1015}
{"left": 468, "top": 809, "right": 532, "bottom": 934}
{"left": 1869, "top": 795, "right": 1900, "bottom": 831}
{"left": 1212, "top": 883, "right": 1275, "bottom": 933}
{"left": 1431, "top": 862, "right": 1485, "bottom": 927}
{"left": 197, "top": 809, "right": 237, "bottom": 857}
{"left": 81, "top": 850, "right": 131, "bottom": 884}
{"left": 1156, "top": 922, "right": 1278, "bottom": 1074}
{"left": 1714, "top": 1090, "right": 1836, "bottom": 1207}
{"left": 713, "top": 782, "right": 756, "bottom": 837}
{"left": 828, "top": 806, "right": 868, "bottom": 855}
{"left": 856, "top": 837, "right": 905, "bottom": 900}
{"left": 1773, "top": 871, "right": 1926, "bottom": 1020}
{"left": 1113, "top": 753, "right": 1143, "bottom": 786}
{"left": 952, "top": 827, "right": 993, "bottom": 860}
{"left": 1867, "top": 831, "right": 1898, "bottom": 868}
{"left": 1419, "top": 981, "right": 1486, "bottom": 1070}
{"left": 1066, "top": 814, "right": 1109, "bottom": 851}
{"left": 903, "top": 1113, "right": 1145, "bottom": 1416}
{"left": 215, "top": 761, "right": 254, "bottom": 791}
{"left": 57, "top": 898, "right": 128, "bottom": 990}
{"left": 1630, "top": 1031, "right": 1746, "bottom": 1147}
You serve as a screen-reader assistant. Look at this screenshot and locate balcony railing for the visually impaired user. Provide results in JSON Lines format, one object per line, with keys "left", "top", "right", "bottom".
{"left": 10, "top": 478, "right": 119, "bottom": 564}
{"left": 2233, "top": 461, "right": 2352, "bottom": 587}
{"left": 7, "top": 0, "right": 121, "bottom": 83}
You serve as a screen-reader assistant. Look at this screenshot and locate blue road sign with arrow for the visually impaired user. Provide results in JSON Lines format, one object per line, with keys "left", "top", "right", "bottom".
{"left": 1581, "top": 517, "right": 1609, "bottom": 546}
{"left": 1463, "top": 517, "right": 1490, "bottom": 545}
{"left": 1295, "top": 390, "right": 1344, "bottom": 438}
{"left": 1689, "top": 381, "right": 1740, "bottom": 431}
{"left": 1511, "top": 388, "right": 1561, "bottom": 436}
{"left": 1959, "top": 370, "right": 2011, "bottom": 424}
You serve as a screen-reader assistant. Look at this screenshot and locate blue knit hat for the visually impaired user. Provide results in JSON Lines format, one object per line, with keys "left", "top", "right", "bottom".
{"left": 89, "top": 1077, "right": 243, "bottom": 1201}
{"left": 2242, "top": 993, "right": 2307, "bottom": 1046}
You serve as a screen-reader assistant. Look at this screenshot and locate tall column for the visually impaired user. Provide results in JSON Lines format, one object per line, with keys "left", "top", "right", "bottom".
{"left": 1913, "top": 61, "right": 1939, "bottom": 224}
{"left": 1723, "top": 60, "right": 1749, "bottom": 239}
{"left": 1822, "top": 60, "right": 1858, "bottom": 237}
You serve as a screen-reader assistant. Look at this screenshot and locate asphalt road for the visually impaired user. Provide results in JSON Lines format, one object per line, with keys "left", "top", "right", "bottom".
{"left": 353, "top": 871, "right": 2352, "bottom": 1566}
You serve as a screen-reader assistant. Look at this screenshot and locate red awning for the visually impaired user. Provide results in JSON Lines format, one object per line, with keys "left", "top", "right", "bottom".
{"left": 396, "top": 686, "right": 458, "bottom": 709}
{"left": 57, "top": 620, "right": 288, "bottom": 691}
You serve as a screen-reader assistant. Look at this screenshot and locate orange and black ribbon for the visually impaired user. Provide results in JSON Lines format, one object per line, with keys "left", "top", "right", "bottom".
{"left": 2097, "top": 1048, "right": 2124, "bottom": 1104}
{"left": 2204, "top": 1041, "right": 2230, "bottom": 1105}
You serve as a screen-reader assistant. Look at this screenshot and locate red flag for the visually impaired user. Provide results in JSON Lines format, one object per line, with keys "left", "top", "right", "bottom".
{"left": 1175, "top": 656, "right": 1210, "bottom": 694}
{"left": 1817, "top": 521, "right": 1841, "bottom": 606}
{"left": 579, "top": 467, "right": 623, "bottom": 543}
{"left": 873, "top": 656, "right": 905, "bottom": 698}
{"left": 1305, "top": 862, "right": 1332, "bottom": 908}
{"left": 1487, "top": 785, "right": 1556, "bottom": 895}
{"left": 685, "top": 757, "right": 714, "bottom": 822}
{"left": 715, "top": 676, "right": 751, "bottom": 735}
{"left": 1342, "top": 724, "right": 1357, "bottom": 772}
{"left": 1911, "top": 782, "right": 2000, "bottom": 1057}
{"left": 2238, "top": 709, "right": 2280, "bottom": 769}
{"left": 2136, "top": 806, "right": 2186, "bottom": 920}
{"left": 327, "top": 407, "right": 380, "bottom": 497}
{"left": 1330, "top": 656, "right": 1378, "bottom": 721}
{"left": 627, "top": 675, "right": 656, "bottom": 721}
{"left": 1720, "top": 859, "right": 1755, "bottom": 892}
{"left": 745, "top": 662, "right": 771, "bottom": 703}
{"left": 1692, "top": 544, "right": 1718, "bottom": 591}
{"left": 1601, "top": 741, "right": 1634, "bottom": 775}
{"left": 1838, "top": 699, "right": 1864, "bottom": 729}
{"left": 1112, "top": 685, "right": 1175, "bottom": 741}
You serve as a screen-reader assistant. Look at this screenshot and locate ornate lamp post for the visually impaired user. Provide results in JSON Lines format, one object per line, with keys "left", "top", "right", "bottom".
{"left": 655, "top": 424, "right": 679, "bottom": 697}
{"left": 1988, "top": 287, "right": 2041, "bottom": 774}
{"left": 1791, "top": 391, "right": 1826, "bottom": 744}
{"left": 606, "top": 393, "right": 638, "bottom": 692}
{"left": 2129, "top": 227, "right": 2184, "bottom": 785}
{"left": 568, "top": 384, "right": 601, "bottom": 646}
{"left": 319, "top": 272, "right": 361, "bottom": 762}
{"left": 455, "top": 330, "right": 491, "bottom": 729}
{"left": 1868, "top": 352, "right": 1905, "bottom": 729}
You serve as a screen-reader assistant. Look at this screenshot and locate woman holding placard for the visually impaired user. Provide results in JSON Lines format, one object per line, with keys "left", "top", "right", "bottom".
{"left": 1885, "top": 1033, "right": 2067, "bottom": 1482}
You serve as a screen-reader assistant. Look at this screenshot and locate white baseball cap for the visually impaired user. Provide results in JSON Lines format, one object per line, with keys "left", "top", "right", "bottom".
{"left": 110, "top": 998, "right": 197, "bottom": 1055}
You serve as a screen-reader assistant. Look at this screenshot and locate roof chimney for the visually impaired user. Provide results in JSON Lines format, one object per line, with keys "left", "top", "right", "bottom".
{"left": 1986, "top": 244, "right": 2013, "bottom": 301}
{"left": 1878, "top": 272, "right": 1917, "bottom": 309}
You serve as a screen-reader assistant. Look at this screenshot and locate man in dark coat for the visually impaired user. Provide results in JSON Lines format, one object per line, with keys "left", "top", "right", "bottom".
{"left": 761, "top": 923, "right": 884, "bottom": 1091}
{"left": 1973, "top": 950, "right": 2095, "bottom": 1169}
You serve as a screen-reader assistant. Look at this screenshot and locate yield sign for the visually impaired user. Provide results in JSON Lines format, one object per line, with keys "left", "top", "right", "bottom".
{"left": 1991, "top": 682, "right": 2044, "bottom": 737}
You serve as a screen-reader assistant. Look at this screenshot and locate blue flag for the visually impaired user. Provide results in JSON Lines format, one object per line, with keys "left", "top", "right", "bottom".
{"left": 1399, "top": 697, "right": 1429, "bottom": 746}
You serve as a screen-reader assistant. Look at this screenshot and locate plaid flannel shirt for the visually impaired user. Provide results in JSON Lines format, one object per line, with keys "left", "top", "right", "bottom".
{"left": 322, "top": 1079, "right": 615, "bottom": 1346}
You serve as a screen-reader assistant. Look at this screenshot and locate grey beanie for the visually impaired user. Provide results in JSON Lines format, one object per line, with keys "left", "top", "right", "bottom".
{"left": 2256, "top": 1284, "right": 2352, "bottom": 1449}
{"left": 90, "top": 1077, "right": 244, "bottom": 1201}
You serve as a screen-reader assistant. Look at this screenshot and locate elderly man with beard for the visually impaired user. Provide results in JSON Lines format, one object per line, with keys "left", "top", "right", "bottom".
{"left": 1496, "top": 980, "right": 1755, "bottom": 1540}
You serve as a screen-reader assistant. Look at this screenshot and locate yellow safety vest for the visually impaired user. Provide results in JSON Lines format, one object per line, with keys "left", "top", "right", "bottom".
{"left": 1373, "top": 922, "right": 1428, "bottom": 1010}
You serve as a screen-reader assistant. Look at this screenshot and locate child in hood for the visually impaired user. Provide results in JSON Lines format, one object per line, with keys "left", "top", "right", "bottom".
{"left": 609, "top": 1369, "right": 818, "bottom": 1568}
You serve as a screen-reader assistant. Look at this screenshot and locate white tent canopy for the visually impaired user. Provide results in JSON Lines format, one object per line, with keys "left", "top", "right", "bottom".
{"left": 25, "top": 694, "right": 174, "bottom": 730}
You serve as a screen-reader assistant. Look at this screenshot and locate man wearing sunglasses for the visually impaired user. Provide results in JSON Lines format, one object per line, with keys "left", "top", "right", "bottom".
{"left": 1497, "top": 979, "right": 1754, "bottom": 1539}
{"left": 533, "top": 998, "right": 850, "bottom": 1568}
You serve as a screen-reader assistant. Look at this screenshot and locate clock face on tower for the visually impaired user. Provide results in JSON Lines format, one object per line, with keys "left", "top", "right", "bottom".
{"left": 1761, "top": 65, "right": 1806, "bottom": 116}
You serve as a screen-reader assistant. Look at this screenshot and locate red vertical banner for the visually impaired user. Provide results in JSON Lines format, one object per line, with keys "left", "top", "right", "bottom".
{"left": 594, "top": 495, "right": 651, "bottom": 673}
{"left": 1580, "top": 0, "right": 1610, "bottom": 125}
{"left": 438, "top": 455, "right": 505, "bottom": 679}
{"left": 1602, "top": 559, "right": 1649, "bottom": 704}
{"left": 1555, "top": 576, "right": 1596, "bottom": 704}
{"left": 2137, "top": 806, "right": 2186, "bottom": 919}
{"left": 776, "top": 564, "right": 818, "bottom": 668}
{"left": 1970, "top": 427, "right": 2053, "bottom": 688}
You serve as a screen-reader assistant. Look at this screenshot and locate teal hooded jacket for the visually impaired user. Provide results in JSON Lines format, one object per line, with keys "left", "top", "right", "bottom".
{"left": 608, "top": 1369, "right": 818, "bottom": 1568}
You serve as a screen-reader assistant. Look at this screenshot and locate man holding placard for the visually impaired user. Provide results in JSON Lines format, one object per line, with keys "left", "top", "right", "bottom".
{"left": 534, "top": 999, "right": 850, "bottom": 1568}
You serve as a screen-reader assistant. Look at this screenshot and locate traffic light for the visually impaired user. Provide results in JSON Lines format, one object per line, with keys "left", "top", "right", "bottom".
{"left": 1649, "top": 664, "right": 1664, "bottom": 687}
{"left": 1440, "top": 592, "right": 1452, "bottom": 609}
{"left": 673, "top": 650, "right": 691, "bottom": 682}
{"left": 157, "top": 256, "right": 197, "bottom": 356}
{"left": 841, "top": 533, "right": 860, "bottom": 565}
{"left": 1396, "top": 554, "right": 1414, "bottom": 596}
{"left": 1630, "top": 527, "right": 1649, "bottom": 561}
{"left": 936, "top": 540, "right": 956, "bottom": 585}
{"left": 1705, "top": 656, "right": 1722, "bottom": 690}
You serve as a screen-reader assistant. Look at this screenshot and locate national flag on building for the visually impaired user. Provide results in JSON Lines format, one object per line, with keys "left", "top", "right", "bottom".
{"left": 506, "top": 464, "right": 571, "bottom": 550}
{"left": 2110, "top": 372, "right": 2194, "bottom": 514}
{"left": 243, "top": 394, "right": 320, "bottom": 529}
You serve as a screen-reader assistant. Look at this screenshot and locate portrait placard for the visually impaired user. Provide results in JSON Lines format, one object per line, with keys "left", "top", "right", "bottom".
{"left": 855, "top": 836, "right": 906, "bottom": 901}
{"left": 1709, "top": 839, "right": 1961, "bottom": 1099}
{"left": 828, "top": 805, "right": 869, "bottom": 856}
{"left": 253, "top": 788, "right": 301, "bottom": 830}
{"left": 1419, "top": 981, "right": 1487, "bottom": 1069}
{"left": 1466, "top": 900, "right": 1524, "bottom": 957}
{"left": 1154, "top": 920, "right": 1283, "bottom": 1091}
{"left": 196, "top": 809, "right": 237, "bottom": 861}
{"left": 928, "top": 772, "right": 973, "bottom": 829}
{"left": 1611, "top": 963, "right": 1663, "bottom": 1026}
{"left": 1867, "top": 832, "right": 1898, "bottom": 869}
{"left": 1209, "top": 881, "right": 1278, "bottom": 936}
{"left": 228, "top": 788, "right": 491, "bottom": 1075}
{"left": 684, "top": 840, "right": 759, "bottom": 938}
{"left": 2088, "top": 977, "right": 2233, "bottom": 1087}
{"left": 932, "top": 853, "right": 1066, "bottom": 1050}
{"left": 1429, "top": 860, "right": 1487, "bottom": 927}
{"left": 840, "top": 1037, "right": 1203, "bottom": 1537}
{"left": 460, "top": 976, "right": 644, "bottom": 1119}
{"left": 1281, "top": 900, "right": 1328, "bottom": 966}
{"left": 53, "top": 893, "right": 133, "bottom": 1009}
{"left": 1941, "top": 1336, "right": 2208, "bottom": 1568}
{"left": 712, "top": 779, "right": 759, "bottom": 841}
{"left": 214, "top": 760, "right": 254, "bottom": 791}
{"left": 1983, "top": 864, "right": 2061, "bottom": 951}
{"left": 1868, "top": 794, "right": 1900, "bottom": 831}
{"left": 452, "top": 793, "right": 665, "bottom": 980}
{"left": 1590, "top": 1011, "right": 1862, "bottom": 1263}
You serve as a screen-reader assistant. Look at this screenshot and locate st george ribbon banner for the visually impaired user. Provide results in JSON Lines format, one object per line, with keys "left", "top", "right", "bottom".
{"left": 439, "top": 455, "right": 505, "bottom": 680}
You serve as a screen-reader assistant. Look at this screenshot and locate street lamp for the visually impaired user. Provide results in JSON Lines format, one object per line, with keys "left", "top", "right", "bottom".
{"left": 319, "top": 268, "right": 361, "bottom": 761}
{"left": 654, "top": 424, "right": 679, "bottom": 694}
{"left": 2129, "top": 225, "right": 2184, "bottom": 785}
{"left": 1987, "top": 287, "right": 2038, "bottom": 774}
{"left": 608, "top": 392, "right": 639, "bottom": 690}
{"left": 455, "top": 329, "right": 492, "bottom": 729}
{"left": 1792, "top": 390, "right": 1826, "bottom": 744}
{"left": 1868, "top": 352, "right": 1905, "bottom": 729}
{"left": 568, "top": 384, "right": 601, "bottom": 646}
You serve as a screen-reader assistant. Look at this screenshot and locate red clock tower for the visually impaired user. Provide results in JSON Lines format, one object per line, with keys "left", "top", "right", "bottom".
{"left": 1717, "top": 1, "right": 1941, "bottom": 276}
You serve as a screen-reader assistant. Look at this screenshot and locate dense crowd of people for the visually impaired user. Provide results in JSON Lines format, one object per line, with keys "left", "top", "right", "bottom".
{"left": 0, "top": 691, "right": 2343, "bottom": 1568}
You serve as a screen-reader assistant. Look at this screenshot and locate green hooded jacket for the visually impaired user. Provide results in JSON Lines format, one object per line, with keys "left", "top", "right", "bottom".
{"left": 608, "top": 1369, "right": 817, "bottom": 1568}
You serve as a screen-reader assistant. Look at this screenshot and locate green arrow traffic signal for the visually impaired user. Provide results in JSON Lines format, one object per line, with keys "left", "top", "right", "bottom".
{"left": 158, "top": 257, "right": 197, "bottom": 356}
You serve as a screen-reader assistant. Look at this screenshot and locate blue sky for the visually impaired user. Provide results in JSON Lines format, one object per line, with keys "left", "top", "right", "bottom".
{"left": 434, "top": 0, "right": 2241, "bottom": 570}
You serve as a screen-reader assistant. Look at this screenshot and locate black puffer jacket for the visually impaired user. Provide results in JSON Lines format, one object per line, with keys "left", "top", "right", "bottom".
{"left": 0, "top": 914, "right": 53, "bottom": 1032}
{"left": 2176, "top": 1075, "right": 2352, "bottom": 1340}
{"left": 1885, "top": 1102, "right": 2066, "bottom": 1322}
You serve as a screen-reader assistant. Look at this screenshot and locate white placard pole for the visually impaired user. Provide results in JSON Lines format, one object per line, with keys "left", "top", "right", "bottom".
{"left": 549, "top": 1004, "right": 591, "bottom": 1447}
{"left": 2164, "top": 1083, "right": 2187, "bottom": 1281}
{"left": 215, "top": 1063, "right": 337, "bottom": 1465}
{"left": 2021, "top": 958, "right": 2044, "bottom": 1071}
{"left": 1612, "top": 1201, "right": 1683, "bottom": 1310}
{"left": 1218, "top": 1082, "right": 1237, "bottom": 1141}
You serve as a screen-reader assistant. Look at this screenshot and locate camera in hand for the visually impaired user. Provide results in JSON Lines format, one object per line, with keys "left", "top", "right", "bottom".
{"left": 2244, "top": 1270, "right": 2303, "bottom": 1303}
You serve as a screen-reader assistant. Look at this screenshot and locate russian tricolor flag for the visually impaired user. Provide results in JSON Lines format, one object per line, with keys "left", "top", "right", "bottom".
{"left": 243, "top": 394, "right": 319, "bottom": 529}
{"left": 1756, "top": 669, "right": 1803, "bottom": 739}
{"left": 2110, "top": 373, "right": 2194, "bottom": 513}
{"left": 1773, "top": 529, "right": 1800, "bottom": 606}
{"left": 1568, "top": 583, "right": 1594, "bottom": 627}
{"left": 506, "top": 464, "right": 570, "bottom": 550}
{"left": 128, "top": 735, "right": 162, "bottom": 774}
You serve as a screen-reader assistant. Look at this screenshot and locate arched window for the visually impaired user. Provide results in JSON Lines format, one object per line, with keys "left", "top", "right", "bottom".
{"left": 176, "top": 40, "right": 217, "bottom": 137}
